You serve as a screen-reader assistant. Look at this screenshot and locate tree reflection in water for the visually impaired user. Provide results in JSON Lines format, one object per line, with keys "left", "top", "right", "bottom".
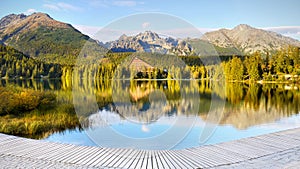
{"left": 0, "top": 78, "right": 299, "bottom": 138}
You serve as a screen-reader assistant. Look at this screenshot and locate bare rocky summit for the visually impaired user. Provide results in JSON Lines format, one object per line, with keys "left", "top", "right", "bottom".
{"left": 105, "top": 31, "right": 192, "bottom": 55}
{"left": 0, "top": 13, "right": 72, "bottom": 41}
{"left": 0, "top": 12, "right": 91, "bottom": 57}
{"left": 202, "top": 24, "right": 300, "bottom": 54}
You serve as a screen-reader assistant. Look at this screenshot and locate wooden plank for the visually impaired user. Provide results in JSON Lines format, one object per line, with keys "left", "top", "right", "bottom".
{"left": 140, "top": 150, "right": 149, "bottom": 169}
{"left": 274, "top": 132, "right": 300, "bottom": 141}
{"left": 56, "top": 146, "right": 98, "bottom": 165}
{"left": 115, "top": 149, "right": 140, "bottom": 168}
{"left": 183, "top": 148, "right": 225, "bottom": 167}
{"left": 0, "top": 140, "right": 34, "bottom": 154}
{"left": 91, "top": 148, "right": 121, "bottom": 167}
{"left": 111, "top": 149, "right": 136, "bottom": 168}
{"left": 0, "top": 135, "right": 18, "bottom": 143}
{"left": 27, "top": 142, "right": 72, "bottom": 159}
{"left": 275, "top": 128, "right": 300, "bottom": 136}
{"left": 65, "top": 146, "right": 100, "bottom": 164}
{"left": 238, "top": 138, "right": 283, "bottom": 153}
{"left": 189, "top": 146, "right": 232, "bottom": 165}
{"left": 102, "top": 148, "right": 129, "bottom": 167}
{"left": 131, "top": 150, "right": 146, "bottom": 169}
{"left": 270, "top": 133, "right": 300, "bottom": 144}
{"left": 0, "top": 137, "right": 27, "bottom": 148}
{"left": 214, "top": 144, "right": 257, "bottom": 158}
{"left": 162, "top": 150, "right": 188, "bottom": 169}
{"left": 4, "top": 141, "right": 49, "bottom": 157}
{"left": 121, "top": 150, "right": 143, "bottom": 169}
{"left": 83, "top": 148, "right": 112, "bottom": 167}
{"left": 214, "top": 140, "right": 270, "bottom": 157}
{"left": 99, "top": 148, "right": 129, "bottom": 167}
{"left": 42, "top": 144, "right": 83, "bottom": 161}
{"left": 73, "top": 147, "right": 102, "bottom": 165}
{"left": 149, "top": 150, "right": 161, "bottom": 169}
{"left": 156, "top": 150, "right": 174, "bottom": 169}
{"left": 154, "top": 150, "right": 165, "bottom": 169}
{"left": 169, "top": 150, "right": 203, "bottom": 168}
{"left": 180, "top": 150, "right": 212, "bottom": 168}
{"left": 60, "top": 146, "right": 97, "bottom": 164}
{"left": 37, "top": 143, "right": 74, "bottom": 160}
{"left": 0, "top": 139, "right": 35, "bottom": 154}
{"left": 146, "top": 150, "right": 154, "bottom": 169}
{"left": 171, "top": 150, "right": 210, "bottom": 168}
{"left": 186, "top": 146, "right": 225, "bottom": 166}
{"left": 22, "top": 141, "right": 60, "bottom": 158}
{"left": 198, "top": 145, "right": 249, "bottom": 163}
{"left": 166, "top": 150, "right": 191, "bottom": 169}
{"left": 255, "top": 134, "right": 299, "bottom": 148}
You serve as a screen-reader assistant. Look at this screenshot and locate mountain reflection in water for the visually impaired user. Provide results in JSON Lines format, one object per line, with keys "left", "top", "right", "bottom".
{"left": 1, "top": 79, "right": 300, "bottom": 148}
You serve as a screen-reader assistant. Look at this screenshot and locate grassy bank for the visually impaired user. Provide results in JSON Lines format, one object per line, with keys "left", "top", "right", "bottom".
{"left": 0, "top": 85, "right": 80, "bottom": 139}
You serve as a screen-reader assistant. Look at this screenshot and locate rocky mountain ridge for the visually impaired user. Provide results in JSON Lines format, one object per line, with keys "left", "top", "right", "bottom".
{"left": 201, "top": 24, "right": 300, "bottom": 54}
{"left": 0, "top": 12, "right": 299, "bottom": 57}
{"left": 105, "top": 31, "right": 193, "bottom": 56}
{"left": 0, "top": 12, "right": 90, "bottom": 57}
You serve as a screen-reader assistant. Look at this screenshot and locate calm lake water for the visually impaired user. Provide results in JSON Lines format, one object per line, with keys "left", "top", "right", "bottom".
{"left": 1, "top": 79, "right": 300, "bottom": 150}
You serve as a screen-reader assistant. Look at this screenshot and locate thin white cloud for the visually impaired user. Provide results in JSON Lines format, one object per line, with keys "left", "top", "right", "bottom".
{"left": 197, "top": 28, "right": 218, "bottom": 34}
{"left": 73, "top": 23, "right": 300, "bottom": 42}
{"left": 43, "top": 4, "right": 60, "bottom": 11}
{"left": 262, "top": 26, "right": 300, "bottom": 40}
{"left": 262, "top": 26, "right": 300, "bottom": 34}
{"left": 74, "top": 24, "right": 216, "bottom": 42}
{"left": 142, "top": 22, "right": 150, "bottom": 29}
{"left": 24, "top": 8, "right": 37, "bottom": 15}
{"left": 83, "top": 0, "right": 109, "bottom": 8}
{"left": 73, "top": 25, "right": 102, "bottom": 38}
{"left": 84, "top": 0, "right": 144, "bottom": 8}
{"left": 113, "top": 1, "right": 136, "bottom": 7}
{"left": 113, "top": 1, "right": 143, "bottom": 7}
{"left": 57, "top": 2, "right": 82, "bottom": 11}
{"left": 43, "top": 2, "right": 82, "bottom": 12}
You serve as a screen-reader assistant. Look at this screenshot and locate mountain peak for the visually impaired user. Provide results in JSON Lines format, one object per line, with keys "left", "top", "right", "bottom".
{"left": 136, "top": 31, "right": 160, "bottom": 41}
{"left": 106, "top": 30, "right": 193, "bottom": 55}
{"left": 202, "top": 24, "right": 300, "bottom": 54}
{"left": 0, "top": 12, "right": 72, "bottom": 38}
{"left": 4, "top": 13, "right": 27, "bottom": 19}
{"left": 0, "top": 12, "right": 91, "bottom": 57}
{"left": 0, "top": 13, "right": 26, "bottom": 28}
{"left": 233, "top": 24, "right": 253, "bottom": 31}
{"left": 24, "top": 12, "right": 70, "bottom": 29}
{"left": 29, "top": 12, "right": 52, "bottom": 20}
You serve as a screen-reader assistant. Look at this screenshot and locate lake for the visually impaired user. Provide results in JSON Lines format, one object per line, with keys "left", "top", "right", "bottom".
{"left": 1, "top": 79, "right": 300, "bottom": 150}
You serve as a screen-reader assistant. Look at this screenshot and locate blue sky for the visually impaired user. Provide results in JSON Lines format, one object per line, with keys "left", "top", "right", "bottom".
{"left": 1, "top": 0, "right": 300, "bottom": 40}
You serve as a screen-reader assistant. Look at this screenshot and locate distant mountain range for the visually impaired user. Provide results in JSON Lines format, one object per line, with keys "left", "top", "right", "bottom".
{"left": 104, "top": 31, "right": 193, "bottom": 56}
{"left": 0, "top": 12, "right": 299, "bottom": 58}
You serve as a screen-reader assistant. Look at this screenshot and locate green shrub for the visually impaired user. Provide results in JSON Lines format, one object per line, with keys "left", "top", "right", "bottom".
{"left": 0, "top": 86, "right": 56, "bottom": 115}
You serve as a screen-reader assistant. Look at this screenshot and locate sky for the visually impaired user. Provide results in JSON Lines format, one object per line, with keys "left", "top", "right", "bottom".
{"left": 1, "top": 0, "right": 300, "bottom": 40}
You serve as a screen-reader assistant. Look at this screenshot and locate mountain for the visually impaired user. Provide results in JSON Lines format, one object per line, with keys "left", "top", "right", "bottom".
{"left": 0, "top": 12, "right": 96, "bottom": 58}
{"left": 105, "top": 31, "right": 193, "bottom": 56}
{"left": 1, "top": 12, "right": 299, "bottom": 58}
{"left": 104, "top": 24, "right": 300, "bottom": 56}
{"left": 201, "top": 24, "right": 300, "bottom": 54}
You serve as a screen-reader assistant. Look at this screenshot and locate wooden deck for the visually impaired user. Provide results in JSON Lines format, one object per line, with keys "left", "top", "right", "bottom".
{"left": 1, "top": 128, "right": 300, "bottom": 168}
